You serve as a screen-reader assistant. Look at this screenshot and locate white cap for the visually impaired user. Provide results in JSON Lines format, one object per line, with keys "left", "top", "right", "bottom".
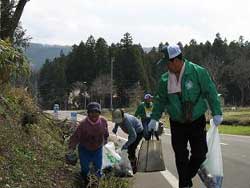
{"left": 167, "top": 44, "right": 182, "bottom": 59}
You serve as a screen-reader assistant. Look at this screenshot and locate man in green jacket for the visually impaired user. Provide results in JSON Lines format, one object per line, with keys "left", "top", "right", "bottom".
{"left": 148, "top": 44, "right": 223, "bottom": 188}
{"left": 135, "top": 93, "right": 154, "bottom": 140}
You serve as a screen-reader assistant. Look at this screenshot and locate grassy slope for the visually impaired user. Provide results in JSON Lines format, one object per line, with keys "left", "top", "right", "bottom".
{"left": 0, "top": 116, "right": 77, "bottom": 188}
{"left": 0, "top": 89, "right": 130, "bottom": 188}
{"left": 0, "top": 117, "right": 131, "bottom": 188}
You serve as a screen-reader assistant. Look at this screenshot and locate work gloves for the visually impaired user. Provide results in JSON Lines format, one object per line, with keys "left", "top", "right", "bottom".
{"left": 213, "top": 115, "right": 223, "bottom": 126}
{"left": 121, "top": 145, "right": 128, "bottom": 151}
{"left": 112, "top": 127, "right": 117, "bottom": 134}
{"left": 148, "top": 119, "right": 159, "bottom": 132}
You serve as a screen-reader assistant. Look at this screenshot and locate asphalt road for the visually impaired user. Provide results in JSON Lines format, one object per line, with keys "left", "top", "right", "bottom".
{"left": 46, "top": 111, "right": 250, "bottom": 188}
{"left": 161, "top": 129, "right": 250, "bottom": 188}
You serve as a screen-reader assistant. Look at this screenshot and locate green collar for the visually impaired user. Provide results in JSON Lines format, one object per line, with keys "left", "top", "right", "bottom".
{"left": 183, "top": 59, "right": 193, "bottom": 75}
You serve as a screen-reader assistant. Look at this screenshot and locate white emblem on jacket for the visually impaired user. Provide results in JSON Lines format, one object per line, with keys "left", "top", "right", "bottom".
{"left": 185, "top": 80, "right": 193, "bottom": 90}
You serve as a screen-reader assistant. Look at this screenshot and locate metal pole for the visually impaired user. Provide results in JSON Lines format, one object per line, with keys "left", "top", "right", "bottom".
{"left": 110, "top": 57, "right": 114, "bottom": 110}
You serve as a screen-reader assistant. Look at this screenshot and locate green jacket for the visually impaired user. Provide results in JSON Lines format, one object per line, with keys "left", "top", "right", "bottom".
{"left": 151, "top": 60, "right": 222, "bottom": 123}
{"left": 135, "top": 102, "right": 153, "bottom": 120}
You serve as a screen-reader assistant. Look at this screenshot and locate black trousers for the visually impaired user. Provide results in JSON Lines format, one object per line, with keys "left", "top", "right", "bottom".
{"left": 142, "top": 118, "right": 151, "bottom": 140}
{"left": 127, "top": 131, "right": 144, "bottom": 160}
{"left": 170, "top": 115, "right": 208, "bottom": 188}
{"left": 127, "top": 131, "right": 143, "bottom": 174}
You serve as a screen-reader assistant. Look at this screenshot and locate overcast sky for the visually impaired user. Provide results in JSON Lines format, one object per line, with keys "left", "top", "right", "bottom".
{"left": 21, "top": 0, "right": 250, "bottom": 47}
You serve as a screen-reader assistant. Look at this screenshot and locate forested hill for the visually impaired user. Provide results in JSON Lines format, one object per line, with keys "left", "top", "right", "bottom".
{"left": 37, "top": 33, "right": 250, "bottom": 109}
{"left": 25, "top": 43, "right": 72, "bottom": 70}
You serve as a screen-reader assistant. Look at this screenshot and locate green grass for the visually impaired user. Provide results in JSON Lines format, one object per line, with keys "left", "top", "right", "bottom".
{"left": 217, "top": 125, "right": 250, "bottom": 136}
{"left": 223, "top": 111, "right": 250, "bottom": 125}
{"left": 99, "top": 176, "right": 131, "bottom": 188}
{"left": 0, "top": 117, "right": 76, "bottom": 188}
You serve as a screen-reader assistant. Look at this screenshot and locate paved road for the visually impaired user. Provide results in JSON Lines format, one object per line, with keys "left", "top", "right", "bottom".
{"left": 219, "top": 134, "right": 250, "bottom": 188}
{"left": 46, "top": 111, "right": 250, "bottom": 188}
{"left": 162, "top": 129, "right": 250, "bottom": 188}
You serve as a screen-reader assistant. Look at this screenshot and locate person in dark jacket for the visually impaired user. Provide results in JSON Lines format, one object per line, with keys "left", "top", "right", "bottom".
{"left": 112, "top": 109, "right": 143, "bottom": 174}
{"left": 68, "top": 102, "right": 109, "bottom": 181}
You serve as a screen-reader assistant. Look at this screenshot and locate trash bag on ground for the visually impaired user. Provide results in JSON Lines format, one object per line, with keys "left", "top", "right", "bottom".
{"left": 102, "top": 142, "right": 121, "bottom": 170}
{"left": 113, "top": 149, "right": 133, "bottom": 177}
{"left": 198, "top": 119, "right": 223, "bottom": 188}
{"left": 102, "top": 142, "right": 133, "bottom": 177}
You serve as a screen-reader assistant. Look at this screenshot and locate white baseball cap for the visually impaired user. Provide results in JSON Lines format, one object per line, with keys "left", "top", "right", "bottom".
{"left": 167, "top": 44, "right": 182, "bottom": 59}
{"left": 157, "top": 44, "right": 182, "bottom": 65}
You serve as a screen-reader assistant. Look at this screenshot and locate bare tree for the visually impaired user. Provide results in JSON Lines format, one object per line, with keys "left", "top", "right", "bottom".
{"left": 126, "top": 81, "right": 144, "bottom": 107}
{"left": 202, "top": 54, "right": 226, "bottom": 94}
{"left": 90, "top": 74, "right": 114, "bottom": 107}
{"left": 229, "top": 57, "right": 250, "bottom": 106}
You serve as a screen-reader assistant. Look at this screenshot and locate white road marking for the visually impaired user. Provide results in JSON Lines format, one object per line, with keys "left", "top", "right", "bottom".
{"left": 220, "top": 142, "right": 228, "bottom": 146}
{"left": 160, "top": 170, "right": 179, "bottom": 188}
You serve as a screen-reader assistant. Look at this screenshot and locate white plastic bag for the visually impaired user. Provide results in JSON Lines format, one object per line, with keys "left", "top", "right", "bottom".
{"left": 114, "top": 149, "right": 133, "bottom": 177}
{"left": 199, "top": 119, "right": 223, "bottom": 188}
{"left": 102, "top": 142, "right": 121, "bottom": 169}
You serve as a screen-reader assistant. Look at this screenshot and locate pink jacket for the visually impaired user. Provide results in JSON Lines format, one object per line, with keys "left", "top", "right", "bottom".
{"left": 69, "top": 116, "right": 109, "bottom": 151}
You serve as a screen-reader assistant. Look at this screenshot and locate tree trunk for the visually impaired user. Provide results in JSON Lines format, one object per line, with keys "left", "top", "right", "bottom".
{"left": 240, "top": 86, "right": 245, "bottom": 106}
{"left": 0, "top": 0, "right": 28, "bottom": 40}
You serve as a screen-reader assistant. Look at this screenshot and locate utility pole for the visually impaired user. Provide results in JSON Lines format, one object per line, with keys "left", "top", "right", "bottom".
{"left": 110, "top": 57, "right": 114, "bottom": 110}
{"left": 83, "top": 81, "right": 87, "bottom": 109}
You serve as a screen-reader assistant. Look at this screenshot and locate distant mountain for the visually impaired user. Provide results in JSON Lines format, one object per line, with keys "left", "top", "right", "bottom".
{"left": 143, "top": 47, "right": 153, "bottom": 53}
{"left": 24, "top": 43, "right": 154, "bottom": 70}
{"left": 25, "top": 43, "right": 72, "bottom": 70}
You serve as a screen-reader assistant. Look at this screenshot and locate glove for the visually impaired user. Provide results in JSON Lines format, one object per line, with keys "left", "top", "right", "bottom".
{"left": 112, "top": 127, "right": 117, "bottom": 134}
{"left": 213, "top": 115, "right": 223, "bottom": 126}
{"left": 148, "top": 119, "right": 159, "bottom": 132}
{"left": 121, "top": 145, "right": 128, "bottom": 151}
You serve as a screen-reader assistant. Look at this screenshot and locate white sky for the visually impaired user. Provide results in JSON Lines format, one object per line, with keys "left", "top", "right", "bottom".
{"left": 21, "top": 0, "right": 250, "bottom": 47}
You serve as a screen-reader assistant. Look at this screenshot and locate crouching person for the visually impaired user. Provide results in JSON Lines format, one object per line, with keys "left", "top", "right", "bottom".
{"left": 68, "top": 102, "right": 109, "bottom": 185}
{"left": 112, "top": 109, "right": 143, "bottom": 174}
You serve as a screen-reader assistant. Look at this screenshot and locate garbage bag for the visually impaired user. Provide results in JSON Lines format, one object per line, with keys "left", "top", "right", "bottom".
{"left": 199, "top": 119, "right": 223, "bottom": 188}
{"left": 114, "top": 150, "right": 133, "bottom": 177}
{"left": 102, "top": 142, "right": 121, "bottom": 170}
{"left": 137, "top": 139, "right": 165, "bottom": 172}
